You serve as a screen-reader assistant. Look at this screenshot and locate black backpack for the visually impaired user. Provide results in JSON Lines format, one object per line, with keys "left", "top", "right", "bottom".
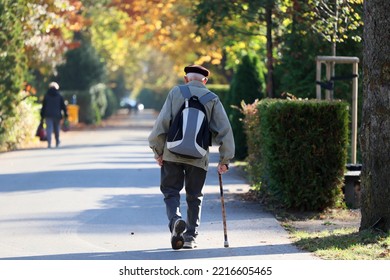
{"left": 167, "top": 85, "right": 217, "bottom": 159}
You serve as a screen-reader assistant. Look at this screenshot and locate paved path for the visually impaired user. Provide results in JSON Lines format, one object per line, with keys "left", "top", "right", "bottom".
{"left": 0, "top": 110, "right": 318, "bottom": 260}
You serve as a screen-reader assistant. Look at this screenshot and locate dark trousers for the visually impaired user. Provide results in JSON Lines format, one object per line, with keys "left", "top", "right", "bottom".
{"left": 160, "top": 161, "right": 207, "bottom": 238}
{"left": 45, "top": 117, "right": 61, "bottom": 147}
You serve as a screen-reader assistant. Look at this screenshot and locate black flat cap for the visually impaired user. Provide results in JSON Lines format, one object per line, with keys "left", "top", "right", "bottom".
{"left": 184, "top": 64, "right": 210, "bottom": 77}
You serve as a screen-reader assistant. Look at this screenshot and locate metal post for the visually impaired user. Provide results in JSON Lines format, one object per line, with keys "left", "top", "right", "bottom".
{"left": 316, "top": 60, "right": 322, "bottom": 99}
{"left": 325, "top": 62, "right": 332, "bottom": 100}
{"left": 316, "top": 56, "right": 360, "bottom": 164}
{"left": 351, "top": 62, "right": 359, "bottom": 164}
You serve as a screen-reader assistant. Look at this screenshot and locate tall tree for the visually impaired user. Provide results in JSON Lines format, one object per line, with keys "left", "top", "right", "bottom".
{"left": 23, "top": 0, "right": 84, "bottom": 75}
{"left": 275, "top": 0, "right": 329, "bottom": 98}
{"left": 82, "top": 0, "right": 224, "bottom": 95}
{"left": 56, "top": 34, "right": 106, "bottom": 91}
{"left": 109, "top": 0, "right": 223, "bottom": 73}
{"left": 309, "top": 0, "right": 363, "bottom": 56}
{"left": 194, "top": 0, "right": 277, "bottom": 97}
{"left": 307, "top": 0, "right": 363, "bottom": 98}
{"left": 359, "top": 0, "right": 390, "bottom": 231}
{"left": 229, "top": 55, "right": 264, "bottom": 159}
{"left": 13, "top": 0, "right": 85, "bottom": 95}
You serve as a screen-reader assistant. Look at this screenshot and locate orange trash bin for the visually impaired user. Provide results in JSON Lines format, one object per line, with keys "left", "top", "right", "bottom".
{"left": 67, "top": 104, "right": 79, "bottom": 124}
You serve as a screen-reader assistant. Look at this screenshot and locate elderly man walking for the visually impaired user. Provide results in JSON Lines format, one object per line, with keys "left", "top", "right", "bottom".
{"left": 148, "top": 64, "right": 235, "bottom": 250}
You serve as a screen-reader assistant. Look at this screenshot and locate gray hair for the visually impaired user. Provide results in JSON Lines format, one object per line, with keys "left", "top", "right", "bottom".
{"left": 185, "top": 72, "right": 207, "bottom": 81}
{"left": 49, "top": 82, "right": 59, "bottom": 90}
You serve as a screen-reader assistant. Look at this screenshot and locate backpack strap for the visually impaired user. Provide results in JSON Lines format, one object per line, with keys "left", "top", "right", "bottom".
{"left": 178, "top": 85, "right": 217, "bottom": 105}
{"left": 199, "top": 91, "right": 218, "bottom": 105}
{"left": 178, "top": 85, "right": 192, "bottom": 99}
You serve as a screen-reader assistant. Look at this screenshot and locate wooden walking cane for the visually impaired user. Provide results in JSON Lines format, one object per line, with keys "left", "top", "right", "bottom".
{"left": 218, "top": 172, "right": 229, "bottom": 248}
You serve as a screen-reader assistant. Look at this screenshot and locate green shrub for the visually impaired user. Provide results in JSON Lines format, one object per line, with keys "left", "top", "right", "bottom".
{"left": 56, "top": 35, "right": 106, "bottom": 91}
{"left": 241, "top": 100, "right": 264, "bottom": 188}
{"left": 90, "top": 83, "right": 109, "bottom": 125}
{"left": 228, "top": 55, "right": 264, "bottom": 160}
{"left": 244, "top": 99, "right": 349, "bottom": 211}
{"left": 104, "top": 88, "right": 119, "bottom": 119}
{"left": 0, "top": 94, "right": 40, "bottom": 152}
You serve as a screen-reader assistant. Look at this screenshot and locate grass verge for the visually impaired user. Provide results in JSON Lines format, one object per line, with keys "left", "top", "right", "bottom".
{"left": 239, "top": 188, "right": 390, "bottom": 260}
{"left": 289, "top": 227, "right": 390, "bottom": 260}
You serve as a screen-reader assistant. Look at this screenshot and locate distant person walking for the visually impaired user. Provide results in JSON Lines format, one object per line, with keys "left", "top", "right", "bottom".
{"left": 40, "top": 82, "right": 68, "bottom": 148}
{"left": 148, "top": 65, "right": 235, "bottom": 250}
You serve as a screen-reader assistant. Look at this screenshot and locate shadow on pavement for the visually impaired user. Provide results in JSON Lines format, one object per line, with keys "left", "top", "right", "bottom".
{"left": 0, "top": 243, "right": 302, "bottom": 260}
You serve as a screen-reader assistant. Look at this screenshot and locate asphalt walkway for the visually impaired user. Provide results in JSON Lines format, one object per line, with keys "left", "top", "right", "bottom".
{"left": 0, "top": 109, "right": 318, "bottom": 260}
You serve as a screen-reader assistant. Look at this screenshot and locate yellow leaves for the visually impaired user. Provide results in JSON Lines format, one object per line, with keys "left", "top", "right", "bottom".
{"left": 207, "top": 28, "right": 216, "bottom": 37}
{"left": 211, "top": 58, "right": 221, "bottom": 65}
{"left": 194, "top": 48, "right": 223, "bottom": 66}
{"left": 155, "top": 20, "right": 162, "bottom": 30}
{"left": 85, "top": 0, "right": 226, "bottom": 90}
{"left": 109, "top": 0, "right": 223, "bottom": 69}
{"left": 282, "top": 18, "right": 292, "bottom": 28}
{"left": 89, "top": 7, "right": 136, "bottom": 71}
{"left": 190, "top": 33, "right": 202, "bottom": 43}
{"left": 209, "top": 50, "right": 223, "bottom": 65}
{"left": 348, "top": 0, "right": 363, "bottom": 4}
{"left": 195, "top": 56, "right": 211, "bottom": 65}
{"left": 351, "top": 35, "right": 362, "bottom": 42}
{"left": 354, "top": 12, "right": 361, "bottom": 21}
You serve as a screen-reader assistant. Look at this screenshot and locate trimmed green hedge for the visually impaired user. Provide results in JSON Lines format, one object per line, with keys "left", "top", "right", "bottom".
{"left": 244, "top": 99, "right": 349, "bottom": 211}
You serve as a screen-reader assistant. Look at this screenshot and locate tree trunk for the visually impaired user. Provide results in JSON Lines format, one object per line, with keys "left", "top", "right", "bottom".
{"left": 359, "top": 0, "right": 390, "bottom": 231}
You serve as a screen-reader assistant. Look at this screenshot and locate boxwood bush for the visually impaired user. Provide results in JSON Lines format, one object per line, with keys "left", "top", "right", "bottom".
{"left": 244, "top": 99, "right": 349, "bottom": 211}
